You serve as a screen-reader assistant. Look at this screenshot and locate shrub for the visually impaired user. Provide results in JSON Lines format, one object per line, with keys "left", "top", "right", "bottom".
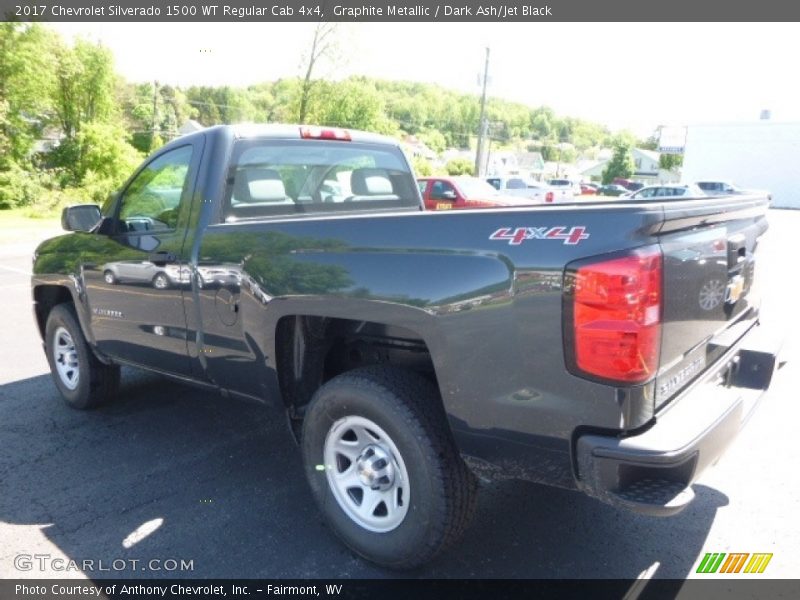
{"left": 445, "top": 157, "right": 474, "bottom": 176}
{"left": 0, "top": 164, "right": 47, "bottom": 209}
{"left": 411, "top": 156, "right": 433, "bottom": 176}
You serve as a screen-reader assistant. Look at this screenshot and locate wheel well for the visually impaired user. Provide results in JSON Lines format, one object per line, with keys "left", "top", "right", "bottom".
{"left": 275, "top": 315, "right": 437, "bottom": 418}
{"left": 33, "top": 285, "right": 73, "bottom": 339}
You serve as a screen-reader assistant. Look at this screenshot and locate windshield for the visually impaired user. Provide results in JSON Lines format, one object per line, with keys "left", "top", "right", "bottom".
{"left": 223, "top": 140, "right": 419, "bottom": 221}
{"left": 455, "top": 178, "right": 502, "bottom": 199}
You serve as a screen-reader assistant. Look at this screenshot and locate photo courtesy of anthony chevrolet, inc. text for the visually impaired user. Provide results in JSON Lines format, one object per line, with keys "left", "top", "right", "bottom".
{"left": 1, "top": 0, "right": 799, "bottom": 598}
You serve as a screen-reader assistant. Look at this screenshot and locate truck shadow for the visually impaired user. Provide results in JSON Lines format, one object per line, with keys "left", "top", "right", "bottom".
{"left": 0, "top": 370, "right": 726, "bottom": 580}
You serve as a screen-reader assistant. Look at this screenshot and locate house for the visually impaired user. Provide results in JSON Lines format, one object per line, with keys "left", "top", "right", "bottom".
{"left": 632, "top": 148, "right": 661, "bottom": 178}
{"left": 31, "top": 127, "right": 65, "bottom": 155}
{"left": 484, "top": 150, "right": 518, "bottom": 177}
{"left": 514, "top": 151, "right": 545, "bottom": 180}
{"left": 580, "top": 147, "right": 680, "bottom": 183}
{"left": 402, "top": 135, "right": 437, "bottom": 161}
{"left": 178, "top": 120, "right": 204, "bottom": 136}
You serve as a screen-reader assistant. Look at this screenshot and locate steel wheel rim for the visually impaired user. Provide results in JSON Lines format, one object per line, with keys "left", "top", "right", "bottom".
{"left": 104, "top": 271, "right": 114, "bottom": 284}
{"left": 53, "top": 326, "right": 79, "bottom": 390}
{"left": 323, "top": 415, "right": 410, "bottom": 532}
{"left": 154, "top": 274, "right": 168, "bottom": 289}
{"left": 699, "top": 279, "right": 725, "bottom": 310}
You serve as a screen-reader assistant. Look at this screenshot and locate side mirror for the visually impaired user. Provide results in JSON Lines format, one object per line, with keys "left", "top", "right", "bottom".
{"left": 441, "top": 190, "right": 458, "bottom": 201}
{"left": 61, "top": 205, "right": 102, "bottom": 232}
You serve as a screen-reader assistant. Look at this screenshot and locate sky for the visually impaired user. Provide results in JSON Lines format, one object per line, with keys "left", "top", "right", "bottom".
{"left": 50, "top": 22, "right": 800, "bottom": 137}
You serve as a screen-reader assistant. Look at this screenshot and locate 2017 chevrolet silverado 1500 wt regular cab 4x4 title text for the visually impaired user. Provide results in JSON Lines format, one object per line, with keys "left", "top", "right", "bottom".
{"left": 32, "top": 125, "right": 777, "bottom": 569}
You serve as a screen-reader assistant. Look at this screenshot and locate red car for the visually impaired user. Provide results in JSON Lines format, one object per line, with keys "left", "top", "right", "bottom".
{"left": 580, "top": 183, "right": 598, "bottom": 195}
{"left": 417, "top": 176, "right": 533, "bottom": 210}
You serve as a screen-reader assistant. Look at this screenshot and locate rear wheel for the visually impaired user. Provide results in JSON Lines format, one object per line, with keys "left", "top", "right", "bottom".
{"left": 301, "top": 366, "right": 477, "bottom": 569}
{"left": 152, "top": 273, "right": 169, "bottom": 290}
{"left": 45, "top": 303, "right": 120, "bottom": 410}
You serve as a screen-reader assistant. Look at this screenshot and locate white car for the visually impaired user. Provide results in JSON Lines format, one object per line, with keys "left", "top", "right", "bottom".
{"left": 547, "top": 178, "right": 582, "bottom": 197}
{"left": 695, "top": 180, "right": 770, "bottom": 198}
{"left": 623, "top": 184, "right": 706, "bottom": 200}
{"left": 485, "top": 176, "right": 573, "bottom": 203}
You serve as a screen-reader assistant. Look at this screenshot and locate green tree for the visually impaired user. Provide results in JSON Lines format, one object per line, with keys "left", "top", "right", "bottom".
{"left": 53, "top": 38, "right": 117, "bottom": 140}
{"left": 445, "top": 158, "right": 474, "bottom": 176}
{"left": 298, "top": 23, "right": 339, "bottom": 123}
{"left": 306, "top": 79, "right": 389, "bottom": 132}
{"left": 417, "top": 129, "right": 446, "bottom": 154}
{"left": 0, "top": 23, "right": 58, "bottom": 167}
{"left": 602, "top": 142, "right": 635, "bottom": 184}
{"left": 69, "top": 122, "right": 143, "bottom": 201}
{"left": 660, "top": 153, "right": 683, "bottom": 171}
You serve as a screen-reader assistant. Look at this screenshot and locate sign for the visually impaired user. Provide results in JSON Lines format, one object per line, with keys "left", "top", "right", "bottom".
{"left": 658, "top": 126, "right": 688, "bottom": 154}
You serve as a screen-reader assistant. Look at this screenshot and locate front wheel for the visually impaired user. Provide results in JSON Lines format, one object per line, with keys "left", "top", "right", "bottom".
{"left": 301, "top": 366, "right": 477, "bottom": 569}
{"left": 45, "top": 303, "right": 120, "bottom": 410}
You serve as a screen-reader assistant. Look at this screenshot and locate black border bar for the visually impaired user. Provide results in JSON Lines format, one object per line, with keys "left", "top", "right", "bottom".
{"left": 4, "top": 579, "right": 800, "bottom": 600}
{"left": 4, "top": 0, "right": 800, "bottom": 22}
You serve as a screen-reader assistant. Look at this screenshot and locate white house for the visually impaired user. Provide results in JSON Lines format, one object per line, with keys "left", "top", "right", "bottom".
{"left": 580, "top": 148, "right": 679, "bottom": 183}
{"left": 401, "top": 135, "right": 437, "bottom": 161}
{"left": 485, "top": 151, "right": 545, "bottom": 180}
{"left": 178, "top": 120, "right": 204, "bottom": 136}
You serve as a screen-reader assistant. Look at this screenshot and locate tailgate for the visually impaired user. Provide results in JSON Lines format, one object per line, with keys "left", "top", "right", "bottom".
{"left": 655, "top": 194, "right": 769, "bottom": 407}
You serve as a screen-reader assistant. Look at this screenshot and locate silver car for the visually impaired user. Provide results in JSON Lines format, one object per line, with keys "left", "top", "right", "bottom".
{"left": 624, "top": 184, "right": 706, "bottom": 200}
{"left": 102, "top": 261, "right": 190, "bottom": 289}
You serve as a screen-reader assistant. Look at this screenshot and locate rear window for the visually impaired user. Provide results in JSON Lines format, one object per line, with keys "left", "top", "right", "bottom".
{"left": 507, "top": 178, "right": 527, "bottom": 190}
{"left": 222, "top": 140, "right": 419, "bottom": 221}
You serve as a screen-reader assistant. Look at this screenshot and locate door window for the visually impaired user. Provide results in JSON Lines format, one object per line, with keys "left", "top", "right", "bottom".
{"left": 430, "top": 180, "right": 457, "bottom": 200}
{"left": 118, "top": 146, "right": 194, "bottom": 233}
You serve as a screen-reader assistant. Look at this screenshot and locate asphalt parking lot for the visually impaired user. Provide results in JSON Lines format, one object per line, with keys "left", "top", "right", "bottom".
{"left": 1, "top": 210, "right": 799, "bottom": 581}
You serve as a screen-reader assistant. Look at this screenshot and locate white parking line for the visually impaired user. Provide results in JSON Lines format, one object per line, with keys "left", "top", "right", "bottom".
{"left": 0, "top": 264, "right": 32, "bottom": 276}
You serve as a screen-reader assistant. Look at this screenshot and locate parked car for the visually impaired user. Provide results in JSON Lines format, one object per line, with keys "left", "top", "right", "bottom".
{"left": 548, "top": 178, "right": 582, "bottom": 197}
{"left": 486, "top": 176, "right": 572, "bottom": 203}
{"left": 624, "top": 184, "right": 706, "bottom": 200}
{"left": 101, "top": 261, "right": 190, "bottom": 289}
{"left": 418, "top": 176, "right": 538, "bottom": 210}
{"left": 36, "top": 124, "right": 775, "bottom": 569}
{"left": 695, "top": 180, "right": 770, "bottom": 198}
{"left": 596, "top": 184, "right": 629, "bottom": 196}
{"left": 580, "top": 183, "right": 598, "bottom": 195}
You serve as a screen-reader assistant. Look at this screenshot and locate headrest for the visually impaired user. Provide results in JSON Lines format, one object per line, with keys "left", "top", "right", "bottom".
{"left": 350, "top": 168, "right": 393, "bottom": 196}
{"left": 233, "top": 168, "right": 287, "bottom": 203}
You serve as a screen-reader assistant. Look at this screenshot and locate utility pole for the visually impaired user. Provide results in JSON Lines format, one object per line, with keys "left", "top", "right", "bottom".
{"left": 151, "top": 80, "right": 159, "bottom": 148}
{"left": 474, "top": 47, "right": 490, "bottom": 177}
{"left": 484, "top": 132, "right": 492, "bottom": 175}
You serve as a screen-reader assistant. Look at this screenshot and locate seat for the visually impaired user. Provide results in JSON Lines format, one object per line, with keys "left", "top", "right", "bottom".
{"left": 347, "top": 168, "right": 397, "bottom": 202}
{"left": 232, "top": 168, "right": 292, "bottom": 206}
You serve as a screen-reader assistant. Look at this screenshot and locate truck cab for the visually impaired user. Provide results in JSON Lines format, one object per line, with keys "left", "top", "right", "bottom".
{"left": 417, "top": 175, "right": 529, "bottom": 210}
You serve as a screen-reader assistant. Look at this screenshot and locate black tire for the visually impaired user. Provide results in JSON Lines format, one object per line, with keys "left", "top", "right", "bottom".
{"left": 152, "top": 272, "right": 169, "bottom": 290}
{"left": 45, "top": 303, "right": 120, "bottom": 410}
{"left": 301, "top": 366, "right": 477, "bottom": 569}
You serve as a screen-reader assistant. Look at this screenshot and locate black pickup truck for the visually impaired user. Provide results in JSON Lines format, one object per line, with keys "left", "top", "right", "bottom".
{"left": 32, "top": 125, "right": 777, "bottom": 568}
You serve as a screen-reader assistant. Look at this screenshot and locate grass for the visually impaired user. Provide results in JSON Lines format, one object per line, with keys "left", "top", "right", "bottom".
{"left": 0, "top": 208, "right": 63, "bottom": 245}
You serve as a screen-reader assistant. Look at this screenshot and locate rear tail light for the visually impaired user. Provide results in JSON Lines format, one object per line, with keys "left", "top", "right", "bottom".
{"left": 299, "top": 126, "right": 351, "bottom": 141}
{"left": 563, "top": 246, "right": 662, "bottom": 384}
{"left": 545, "top": 191, "right": 554, "bottom": 203}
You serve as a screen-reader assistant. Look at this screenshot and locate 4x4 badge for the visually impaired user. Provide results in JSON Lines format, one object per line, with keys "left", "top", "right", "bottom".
{"left": 490, "top": 226, "right": 590, "bottom": 246}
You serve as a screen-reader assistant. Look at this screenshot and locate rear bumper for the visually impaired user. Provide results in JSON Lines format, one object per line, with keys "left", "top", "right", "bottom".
{"left": 575, "top": 323, "right": 781, "bottom": 516}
